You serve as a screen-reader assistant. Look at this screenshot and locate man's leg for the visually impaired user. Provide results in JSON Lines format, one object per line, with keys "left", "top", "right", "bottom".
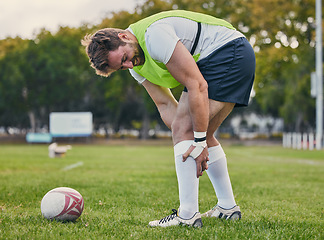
{"left": 171, "top": 93, "right": 200, "bottom": 219}
{"left": 165, "top": 97, "right": 235, "bottom": 220}
{"left": 204, "top": 100, "right": 241, "bottom": 219}
{"left": 149, "top": 92, "right": 202, "bottom": 227}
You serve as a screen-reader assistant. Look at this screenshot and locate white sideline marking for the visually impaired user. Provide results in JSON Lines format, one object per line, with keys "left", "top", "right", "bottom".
{"left": 62, "top": 162, "right": 84, "bottom": 171}
{"left": 297, "top": 160, "right": 321, "bottom": 165}
{"left": 263, "top": 156, "right": 323, "bottom": 166}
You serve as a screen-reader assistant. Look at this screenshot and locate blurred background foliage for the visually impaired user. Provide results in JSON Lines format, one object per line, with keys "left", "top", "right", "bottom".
{"left": 0, "top": 0, "right": 322, "bottom": 136}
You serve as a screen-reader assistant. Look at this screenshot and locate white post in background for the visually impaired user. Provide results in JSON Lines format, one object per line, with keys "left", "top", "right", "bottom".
{"left": 302, "top": 133, "right": 308, "bottom": 150}
{"left": 283, "top": 132, "right": 320, "bottom": 150}
{"left": 315, "top": 0, "right": 323, "bottom": 149}
{"left": 309, "top": 133, "right": 314, "bottom": 151}
{"left": 287, "top": 132, "right": 292, "bottom": 148}
{"left": 283, "top": 133, "right": 286, "bottom": 148}
{"left": 316, "top": 134, "right": 322, "bottom": 150}
{"left": 292, "top": 132, "right": 297, "bottom": 149}
{"left": 297, "top": 133, "right": 302, "bottom": 150}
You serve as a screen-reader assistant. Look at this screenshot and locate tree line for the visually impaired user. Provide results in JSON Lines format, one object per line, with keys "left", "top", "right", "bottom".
{"left": 0, "top": 0, "right": 321, "bottom": 136}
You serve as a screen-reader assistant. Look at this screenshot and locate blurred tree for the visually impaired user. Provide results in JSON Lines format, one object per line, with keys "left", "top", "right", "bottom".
{"left": 0, "top": 27, "right": 96, "bottom": 131}
{"left": 247, "top": 0, "right": 319, "bottom": 131}
{"left": 0, "top": 40, "right": 30, "bottom": 130}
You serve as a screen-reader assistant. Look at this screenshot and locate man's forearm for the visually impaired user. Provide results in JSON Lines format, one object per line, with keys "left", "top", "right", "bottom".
{"left": 188, "top": 84, "right": 209, "bottom": 133}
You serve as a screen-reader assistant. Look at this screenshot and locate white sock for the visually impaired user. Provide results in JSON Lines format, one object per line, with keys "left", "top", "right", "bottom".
{"left": 206, "top": 145, "right": 236, "bottom": 209}
{"left": 174, "top": 140, "right": 199, "bottom": 219}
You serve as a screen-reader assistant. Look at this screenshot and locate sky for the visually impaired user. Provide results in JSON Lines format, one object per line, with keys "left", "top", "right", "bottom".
{"left": 0, "top": 0, "right": 145, "bottom": 40}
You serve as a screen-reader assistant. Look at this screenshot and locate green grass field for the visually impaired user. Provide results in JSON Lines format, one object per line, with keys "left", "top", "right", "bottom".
{"left": 0, "top": 142, "right": 323, "bottom": 239}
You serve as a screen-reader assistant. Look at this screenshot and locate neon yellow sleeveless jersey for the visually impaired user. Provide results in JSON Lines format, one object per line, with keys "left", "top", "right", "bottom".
{"left": 129, "top": 10, "right": 235, "bottom": 88}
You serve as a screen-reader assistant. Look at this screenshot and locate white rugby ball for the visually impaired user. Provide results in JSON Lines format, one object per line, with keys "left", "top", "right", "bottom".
{"left": 41, "top": 187, "right": 84, "bottom": 221}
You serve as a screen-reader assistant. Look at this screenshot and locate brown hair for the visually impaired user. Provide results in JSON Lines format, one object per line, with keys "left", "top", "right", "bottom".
{"left": 81, "top": 28, "right": 127, "bottom": 77}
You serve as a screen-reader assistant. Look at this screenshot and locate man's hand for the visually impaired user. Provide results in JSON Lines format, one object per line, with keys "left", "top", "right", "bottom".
{"left": 183, "top": 145, "right": 209, "bottom": 178}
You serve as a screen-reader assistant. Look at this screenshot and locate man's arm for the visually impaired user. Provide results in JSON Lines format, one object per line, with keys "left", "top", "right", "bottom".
{"left": 166, "top": 41, "right": 209, "bottom": 135}
{"left": 142, "top": 80, "right": 178, "bottom": 129}
{"left": 166, "top": 41, "right": 209, "bottom": 176}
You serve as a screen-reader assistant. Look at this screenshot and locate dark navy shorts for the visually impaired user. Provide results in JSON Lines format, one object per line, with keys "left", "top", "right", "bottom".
{"left": 184, "top": 37, "right": 255, "bottom": 107}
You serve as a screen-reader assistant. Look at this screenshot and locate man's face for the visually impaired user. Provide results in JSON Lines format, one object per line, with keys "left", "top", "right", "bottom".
{"left": 107, "top": 41, "right": 145, "bottom": 72}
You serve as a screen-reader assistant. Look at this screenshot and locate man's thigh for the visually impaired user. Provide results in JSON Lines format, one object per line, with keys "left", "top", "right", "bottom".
{"left": 171, "top": 92, "right": 193, "bottom": 144}
{"left": 172, "top": 92, "right": 234, "bottom": 144}
{"left": 207, "top": 100, "right": 235, "bottom": 138}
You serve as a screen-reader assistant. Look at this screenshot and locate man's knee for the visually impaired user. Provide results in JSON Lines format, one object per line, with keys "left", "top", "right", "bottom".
{"left": 171, "top": 116, "right": 193, "bottom": 140}
{"left": 206, "top": 132, "right": 219, "bottom": 146}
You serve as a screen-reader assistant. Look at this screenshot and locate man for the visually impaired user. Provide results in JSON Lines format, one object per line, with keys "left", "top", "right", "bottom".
{"left": 82, "top": 10, "right": 255, "bottom": 228}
